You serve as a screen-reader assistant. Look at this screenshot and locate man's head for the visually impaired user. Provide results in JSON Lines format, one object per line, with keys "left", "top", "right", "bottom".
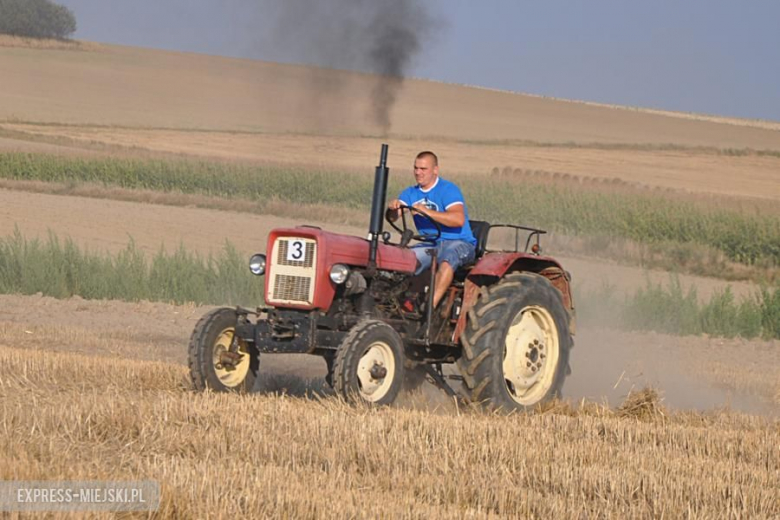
{"left": 414, "top": 151, "right": 439, "bottom": 189}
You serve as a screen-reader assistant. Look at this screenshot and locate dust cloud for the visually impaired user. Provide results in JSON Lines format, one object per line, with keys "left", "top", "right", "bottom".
{"left": 565, "top": 327, "right": 778, "bottom": 416}
{"left": 264, "top": 0, "right": 436, "bottom": 134}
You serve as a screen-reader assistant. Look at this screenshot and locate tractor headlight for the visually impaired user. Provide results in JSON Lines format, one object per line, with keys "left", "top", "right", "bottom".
{"left": 249, "top": 254, "right": 266, "bottom": 276}
{"left": 329, "top": 264, "right": 350, "bottom": 284}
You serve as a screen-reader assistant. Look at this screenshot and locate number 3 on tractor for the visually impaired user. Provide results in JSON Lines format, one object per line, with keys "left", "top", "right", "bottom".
{"left": 287, "top": 240, "right": 306, "bottom": 262}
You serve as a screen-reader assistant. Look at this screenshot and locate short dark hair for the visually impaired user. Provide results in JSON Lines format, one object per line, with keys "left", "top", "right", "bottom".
{"left": 416, "top": 151, "right": 438, "bottom": 166}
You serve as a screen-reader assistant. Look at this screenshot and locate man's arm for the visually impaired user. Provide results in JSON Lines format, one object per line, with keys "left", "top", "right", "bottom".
{"left": 412, "top": 202, "right": 466, "bottom": 228}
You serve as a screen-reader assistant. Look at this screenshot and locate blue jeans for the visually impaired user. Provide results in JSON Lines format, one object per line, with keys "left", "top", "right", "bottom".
{"left": 412, "top": 240, "right": 476, "bottom": 275}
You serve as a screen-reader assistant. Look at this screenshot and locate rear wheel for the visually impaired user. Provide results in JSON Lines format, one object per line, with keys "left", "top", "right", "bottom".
{"left": 333, "top": 320, "right": 405, "bottom": 405}
{"left": 457, "top": 272, "right": 572, "bottom": 411}
{"left": 189, "top": 307, "right": 259, "bottom": 393}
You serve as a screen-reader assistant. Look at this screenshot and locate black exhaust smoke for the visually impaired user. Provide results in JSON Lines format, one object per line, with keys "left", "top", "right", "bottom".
{"left": 267, "top": 0, "right": 435, "bottom": 135}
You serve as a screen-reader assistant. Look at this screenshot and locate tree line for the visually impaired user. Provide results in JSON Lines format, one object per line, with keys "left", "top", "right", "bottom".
{"left": 0, "top": 0, "right": 77, "bottom": 40}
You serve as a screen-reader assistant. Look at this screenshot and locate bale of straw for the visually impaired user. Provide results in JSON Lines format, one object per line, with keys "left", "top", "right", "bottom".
{"left": 618, "top": 387, "right": 667, "bottom": 421}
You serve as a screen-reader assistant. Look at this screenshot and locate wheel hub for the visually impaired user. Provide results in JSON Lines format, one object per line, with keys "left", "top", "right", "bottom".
{"left": 369, "top": 364, "right": 388, "bottom": 379}
{"left": 218, "top": 350, "right": 244, "bottom": 370}
{"left": 212, "top": 329, "right": 251, "bottom": 387}
{"left": 356, "top": 341, "right": 396, "bottom": 402}
{"left": 522, "top": 338, "right": 545, "bottom": 375}
{"left": 502, "top": 306, "right": 560, "bottom": 405}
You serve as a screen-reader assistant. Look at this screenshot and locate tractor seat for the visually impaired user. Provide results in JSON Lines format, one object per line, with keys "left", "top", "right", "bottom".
{"left": 453, "top": 220, "right": 490, "bottom": 281}
{"left": 469, "top": 220, "right": 490, "bottom": 260}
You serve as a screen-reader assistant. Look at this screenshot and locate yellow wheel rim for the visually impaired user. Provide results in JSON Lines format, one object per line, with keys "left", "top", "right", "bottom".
{"left": 356, "top": 341, "right": 396, "bottom": 402}
{"left": 212, "top": 328, "right": 251, "bottom": 388}
{"left": 502, "top": 305, "right": 560, "bottom": 405}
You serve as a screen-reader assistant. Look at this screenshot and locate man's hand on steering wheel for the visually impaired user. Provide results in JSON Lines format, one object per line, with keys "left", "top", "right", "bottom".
{"left": 385, "top": 203, "right": 442, "bottom": 246}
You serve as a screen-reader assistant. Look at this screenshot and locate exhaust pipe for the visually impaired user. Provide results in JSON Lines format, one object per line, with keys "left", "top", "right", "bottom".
{"left": 367, "top": 143, "right": 389, "bottom": 274}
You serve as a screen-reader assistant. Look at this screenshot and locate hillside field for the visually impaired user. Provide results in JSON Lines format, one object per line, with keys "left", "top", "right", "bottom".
{"left": 0, "top": 38, "right": 778, "bottom": 518}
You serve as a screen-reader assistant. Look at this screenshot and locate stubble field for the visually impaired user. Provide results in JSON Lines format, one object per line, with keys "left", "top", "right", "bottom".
{"left": 2, "top": 343, "right": 778, "bottom": 519}
{"left": 0, "top": 38, "right": 778, "bottom": 518}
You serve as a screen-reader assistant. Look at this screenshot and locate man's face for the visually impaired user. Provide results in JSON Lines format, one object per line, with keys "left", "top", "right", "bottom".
{"left": 413, "top": 156, "right": 438, "bottom": 189}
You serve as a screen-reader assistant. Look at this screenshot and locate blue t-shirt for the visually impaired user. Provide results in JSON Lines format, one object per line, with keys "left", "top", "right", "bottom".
{"left": 398, "top": 177, "right": 477, "bottom": 246}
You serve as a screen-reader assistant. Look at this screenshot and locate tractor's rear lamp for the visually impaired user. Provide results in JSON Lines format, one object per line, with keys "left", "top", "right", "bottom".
{"left": 249, "top": 254, "right": 266, "bottom": 275}
{"left": 329, "top": 264, "right": 350, "bottom": 284}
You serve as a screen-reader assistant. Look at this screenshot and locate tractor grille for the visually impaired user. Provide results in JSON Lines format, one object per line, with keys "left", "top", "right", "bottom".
{"left": 272, "top": 275, "right": 312, "bottom": 302}
{"left": 267, "top": 237, "right": 317, "bottom": 305}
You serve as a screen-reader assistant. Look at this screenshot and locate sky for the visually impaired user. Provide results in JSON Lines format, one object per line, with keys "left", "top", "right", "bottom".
{"left": 56, "top": 0, "right": 780, "bottom": 122}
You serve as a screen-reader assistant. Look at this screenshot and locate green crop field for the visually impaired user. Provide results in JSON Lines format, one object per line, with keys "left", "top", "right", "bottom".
{"left": 577, "top": 276, "right": 780, "bottom": 340}
{"left": 1, "top": 152, "right": 778, "bottom": 269}
{"left": 1, "top": 230, "right": 777, "bottom": 339}
{"left": 0, "top": 228, "right": 264, "bottom": 306}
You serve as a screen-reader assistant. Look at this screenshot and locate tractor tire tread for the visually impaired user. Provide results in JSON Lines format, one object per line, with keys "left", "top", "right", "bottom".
{"left": 332, "top": 320, "right": 405, "bottom": 405}
{"left": 332, "top": 319, "right": 377, "bottom": 396}
{"left": 188, "top": 307, "right": 258, "bottom": 393}
{"left": 458, "top": 273, "right": 572, "bottom": 411}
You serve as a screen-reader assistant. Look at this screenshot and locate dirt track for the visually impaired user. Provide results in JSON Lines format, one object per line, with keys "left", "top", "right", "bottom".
{"left": 2, "top": 293, "right": 776, "bottom": 415}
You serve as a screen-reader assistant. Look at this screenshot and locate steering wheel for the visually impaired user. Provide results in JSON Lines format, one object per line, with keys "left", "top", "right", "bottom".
{"left": 386, "top": 205, "right": 442, "bottom": 246}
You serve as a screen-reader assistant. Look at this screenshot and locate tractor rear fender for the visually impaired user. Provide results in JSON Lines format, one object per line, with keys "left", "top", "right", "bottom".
{"left": 453, "top": 253, "right": 576, "bottom": 344}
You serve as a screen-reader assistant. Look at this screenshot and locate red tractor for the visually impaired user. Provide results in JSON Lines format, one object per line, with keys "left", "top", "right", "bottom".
{"left": 189, "top": 145, "right": 575, "bottom": 411}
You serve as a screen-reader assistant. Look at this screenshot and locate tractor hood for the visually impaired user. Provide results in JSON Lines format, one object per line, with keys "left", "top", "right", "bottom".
{"left": 263, "top": 226, "right": 416, "bottom": 310}
{"left": 267, "top": 227, "right": 416, "bottom": 273}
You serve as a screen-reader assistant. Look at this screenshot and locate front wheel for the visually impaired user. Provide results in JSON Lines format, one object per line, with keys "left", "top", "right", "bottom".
{"left": 188, "top": 307, "right": 259, "bottom": 393}
{"left": 333, "top": 320, "right": 405, "bottom": 405}
{"left": 457, "top": 272, "right": 572, "bottom": 411}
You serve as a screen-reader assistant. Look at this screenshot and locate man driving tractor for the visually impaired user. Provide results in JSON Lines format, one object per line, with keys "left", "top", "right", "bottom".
{"left": 189, "top": 144, "right": 574, "bottom": 410}
{"left": 386, "top": 151, "right": 477, "bottom": 310}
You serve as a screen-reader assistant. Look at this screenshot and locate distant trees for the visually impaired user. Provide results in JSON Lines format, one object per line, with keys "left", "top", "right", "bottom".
{"left": 0, "top": 0, "right": 77, "bottom": 40}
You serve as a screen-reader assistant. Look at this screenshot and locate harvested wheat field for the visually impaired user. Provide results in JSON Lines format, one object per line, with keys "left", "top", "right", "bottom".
{"left": 1, "top": 342, "right": 778, "bottom": 518}
{"left": 1, "top": 38, "right": 779, "bottom": 518}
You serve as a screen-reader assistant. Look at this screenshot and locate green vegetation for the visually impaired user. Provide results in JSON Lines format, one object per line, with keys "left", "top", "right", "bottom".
{"left": 578, "top": 276, "right": 779, "bottom": 340}
{"left": 1, "top": 153, "right": 778, "bottom": 267}
{"left": 0, "top": 229, "right": 264, "bottom": 306}
{"left": 0, "top": 0, "right": 76, "bottom": 39}
{"left": 0, "top": 230, "right": 777, "bottom": 339}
